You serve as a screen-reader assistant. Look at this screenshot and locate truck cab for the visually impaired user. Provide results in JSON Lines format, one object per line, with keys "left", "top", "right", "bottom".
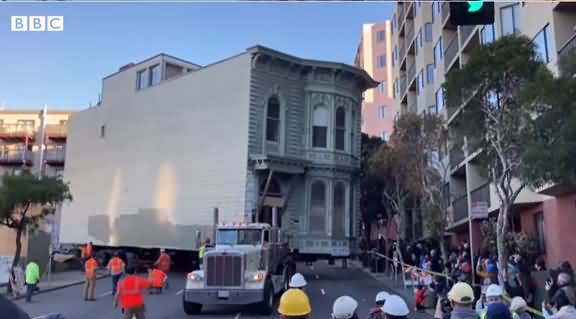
{"left": 183, "top": 223, "right": 294, "bottom": 315}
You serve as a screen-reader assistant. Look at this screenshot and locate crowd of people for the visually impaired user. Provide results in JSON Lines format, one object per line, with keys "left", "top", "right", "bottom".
{"left": 362, "top": 237, "right": 576, "bottom": 319}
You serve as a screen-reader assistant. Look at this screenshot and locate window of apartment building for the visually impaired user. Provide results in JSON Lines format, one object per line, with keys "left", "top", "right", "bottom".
{"left": 533, "top": 24, "right": 554, "bottom": 64}
{"left": 149, "top": 64, "right": 161, "bottom": 86}
{"left": 136, "top": 69, "right": 148, "bottom": 90}
{"left": 266, "top": 96, "right": 281, "bottom": 142}
{"left": 377, "top": 30, "right": 385, "bottom": 42}
{"left": 434, "top": 37, "right": 443, "bottom": 67}
{"left": 335, "top": 107, "right": 346, "bottom": 151}
{"left": 392, "top": 46, "right": 398, "bottom": 66}
{"left": 309, "top": 180, "right": 327, "bottom": 233}
{"left": 425, "top": 23, "right": 433, "bottom": 42}
{"left": 416, "top": 69, "right": 424, "bottom": 95}
{"left": 426, "top": 64, "right": 434, "bottom": 84}
{"left": 415, "top": 0, "right": 421, "bottom": 16}
{"left": 99, "top": 124, "right": 106, "bottom": 138}
{"left": 378, "top": 105, "right": 386, "bottom": 119}
{"left": 435, "top": 87, "right": 445, "bottom": 111}
{"left": 332, "top": 182, "right": 346, "bottom": 236}
{"left": 432, "top": 1, "right": 438, "bottom": 22}
{"left": 500, "top": 4, "right": 520, "bottom": 36}
{"left": 312, "top": 105, "right": 329, "bottom": 148}
{"left": 380, "top": 131, "right": 389, "bottom": 142}
{"left": 416, "top": 29, "right": 423, "bottom": 53}
{"left": 17, "top": 120, "right": 34, "bottom": 131}
{"left": 392, "top": 14, "right": 397, "bottom": 34}
{"left": 481, "top": 24, "right": 495, "bottom": 45}
{"left": 393, "top": 79, "right": 399, "bottom": 98}
{"left": 534, "top": 212, "right": 545, "bottom": 253}
{"left": 378, "top": 81, "right": 387, "bottom": 94}
{"left": 377, "top": 55, "right": 386, "bottom": 68}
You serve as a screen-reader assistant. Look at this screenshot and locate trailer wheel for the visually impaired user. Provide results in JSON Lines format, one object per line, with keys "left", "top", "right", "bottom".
{"left": 183, "top": 294, "right": 202, "bottom": 315}
{"left": 257, "top": 278, "right": 274, "bottom": 315}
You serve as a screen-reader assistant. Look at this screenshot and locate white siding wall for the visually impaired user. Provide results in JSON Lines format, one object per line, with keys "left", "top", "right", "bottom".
{"left": 60, "top": 54, "right": 252, "bottom": 248}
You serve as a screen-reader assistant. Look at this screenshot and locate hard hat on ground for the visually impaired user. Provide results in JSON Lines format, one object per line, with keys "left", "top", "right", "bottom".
{"left": 332, "top": 296, "right": 358, "bottom": 319}
{"left": 448, "top": 282, "right": 475, "bottom": 304}
{"left": 485, "top": 284, "right": 503, "bottom": 297}
{"left": 381, "top": 294, "right": 410, "bottom": 317}
{"left": 375, "top": 291, "right": 390, "bottom": 303}
{"left": 289, "top": 273, "right": 307, "bottom": 288}
{"left": 278, "top": 288, "right": 311, "bottom": 317}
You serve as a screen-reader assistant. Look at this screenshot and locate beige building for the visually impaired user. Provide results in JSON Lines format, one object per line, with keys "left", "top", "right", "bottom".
{"left": 389, "top": 1, "right": 576, "bottom": 263}
{"left": 0, "top": 109, "right": 72, "bottom": 281}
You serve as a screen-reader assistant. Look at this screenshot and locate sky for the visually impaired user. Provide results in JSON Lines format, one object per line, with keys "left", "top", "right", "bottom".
{"left": 0, "top": 2, "right": 394, "bottom": 109}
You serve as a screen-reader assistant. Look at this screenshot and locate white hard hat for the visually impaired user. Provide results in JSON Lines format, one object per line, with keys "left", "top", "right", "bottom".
{"left": 289, "top": 273, "right": 307, "bottom": 288}
{"left": 332, "top": 296, "right": 358, "bottom": 319}
{"left": 375, "top": 291, "right": 390, "bottom": 303}
{"left": 485, "top": 284, "right": 503, "bottom": 297}
{"left": 381, "top": 295, "right": 410, "bottom": 316}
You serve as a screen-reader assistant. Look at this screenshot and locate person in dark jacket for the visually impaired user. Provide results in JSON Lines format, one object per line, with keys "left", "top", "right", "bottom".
{"left": 368, "top": 291, "right": 389, "bottom": 319}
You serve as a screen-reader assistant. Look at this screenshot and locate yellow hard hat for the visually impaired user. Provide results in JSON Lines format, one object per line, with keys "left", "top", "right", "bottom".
{"left": 278, "top": 288, "right": 311, "bottom": 317}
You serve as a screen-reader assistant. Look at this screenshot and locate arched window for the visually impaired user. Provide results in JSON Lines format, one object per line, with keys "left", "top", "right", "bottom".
{"left": 335, "top": 107, "right": 346, "bottom": 151}
{"left": 312, "top": 105, "right": 328, "bottom": 148}
{"left": 332, "top": 182, "right": 346, "bottom": 236}
{"left": 266, "top": 97, "right": 280, "bottom": 142}
{"left": 309, "top": 181, "right": 326, "bottom": 233}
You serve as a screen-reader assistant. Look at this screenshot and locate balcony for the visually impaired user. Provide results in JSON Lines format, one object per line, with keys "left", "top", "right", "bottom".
{"left": 399, "top": 41, "right": 406, "bottom": 61}
{"left": 406, "top": 20, "right": 415, "bottom": 42}
{"left": 452, "top": 194, "right": 469, "bottom": 223}
{"left": 44, "top": 124, "right": 67, "bottom": 139}
{"left": 0, "top": 124, "right": 35, "bottom": 140}
{"left": 444, "top": 34, "right": 459, "bottom": 70}
{"left": 470, "top": 182, "right": 491, "bottom": 219}
{"left": 0, "top": 148, "right": 33, "bottom": 165}
{"left": 400, "top": 75, "right": 407, "bottom": 97}
{"left": 407, "top": 61, "right": 416, "bottom": 83}
{"left": 459, "top": 25, "right": 476, "bottom": 46}
{"left": 397, "top": 4, "right": 405, "bottom": 26}
{"left": 45, "top": 146, "right": 66, "bottom": 165}
{"left": 441, "top": 2, "right": 450, "bottom": 24}
{"left": 449, "top": 146, "right": 465, "bottom": 170}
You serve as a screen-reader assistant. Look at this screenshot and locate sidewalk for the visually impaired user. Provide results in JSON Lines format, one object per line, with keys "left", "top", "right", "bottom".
{"left": 2, "top": 270, "right": 107, "bottom": 300}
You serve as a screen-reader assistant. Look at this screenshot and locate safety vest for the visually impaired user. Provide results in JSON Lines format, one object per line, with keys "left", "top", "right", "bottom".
{"left": 480, "top": 310, "right": 519, "bottom": 319}
{"left": 149, "top": 269, "right": 165, "bottom": 288}
{"left": 117, "top": 276, "right": 150, "bottom": 310}
{"left": 155, "top": 253, "right": 170, "bottom": 273}
{"left": 107, "top": 257, "right": 124, "bottom": 275}
{"left": 85, "top": 258, "right": 98, "bottom": 278}
{"left": 199, "top": 245, "right": 206, "bottom": 260}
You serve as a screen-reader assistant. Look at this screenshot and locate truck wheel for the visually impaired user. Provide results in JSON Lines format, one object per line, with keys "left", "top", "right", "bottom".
{"left": 257, "top": 279, "right": 274, "bottom": 315}
{"left": 183, "top": 296, "right": 202, "bottom": 315}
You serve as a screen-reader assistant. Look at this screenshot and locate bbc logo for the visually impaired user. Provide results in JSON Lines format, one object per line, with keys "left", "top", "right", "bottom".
{"left": 11, "top": 16, "right": 64, "bottom": 32}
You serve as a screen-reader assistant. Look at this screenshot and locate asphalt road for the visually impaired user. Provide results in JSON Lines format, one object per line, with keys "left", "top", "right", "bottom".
{"left": 16, "top": 261, "right": 434, "bottom": 319}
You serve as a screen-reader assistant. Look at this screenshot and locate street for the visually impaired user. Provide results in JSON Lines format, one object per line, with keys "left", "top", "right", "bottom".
{"left": 16, "top": 261, "right": 433, "bottom": 319}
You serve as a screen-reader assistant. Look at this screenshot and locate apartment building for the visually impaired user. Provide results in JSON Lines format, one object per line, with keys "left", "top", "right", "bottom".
{"left": 355, "top": 22, "right": 397, "bottom": 141}
{"left": 0, "top": 109, "right": 72, "bottom": 283}
{"left": 390, "top": 1, "right": 576, "bottom": 266}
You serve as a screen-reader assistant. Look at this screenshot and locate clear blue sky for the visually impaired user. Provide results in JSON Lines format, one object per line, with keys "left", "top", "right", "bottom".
{"left": 0, "top": 2, "right": 393, "bottom": 109}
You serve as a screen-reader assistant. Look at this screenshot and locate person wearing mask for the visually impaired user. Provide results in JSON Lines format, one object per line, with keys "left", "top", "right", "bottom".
{"left": 148, "top": 265, "right": 166, "bottom": 295}
{"left": 114, "top": 267, "right": 150, "bottom": 319}
{"left": 435, "top": 282, "right": 478, "bottom": 319}
{"left": 277, "top": 288, "right": 311, "bottom": 319}
{"left": 509, "top": 297, "right": 531, "bottom": 319}
{"left": 485, "top": 303, "right": 513, "bottom": 319}
{"left": 368, "top": 291, "right": 389, "bottom": 319}
{"left": 382, "top": 294, "right": 410, "bottom": 319}
{"left": 480, "top": 285, "right": 518, "bottom": 319}
{"left": 83, "top": 254, "right": 98, "bottom": 301}
{"left": 332, "top": 296, "right": 359, "bottom": 319}
{"left": 289, "top": 273, "right": 307, "bottom": 290}
{"left": 107, "top": 252, "right": 125, "bottom": 296}
{"left": 506, "top": 255, "right": 522, "bottom": 298}
{"left": 154, "top": 248, "right": 171, "bottom": 290}
{"left": 24, "top": 259, "right": 40, "bottom": 303}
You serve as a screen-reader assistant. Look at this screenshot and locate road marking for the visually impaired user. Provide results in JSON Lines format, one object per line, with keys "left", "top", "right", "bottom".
{"left": 98, "top": 291, "right": 112, "bottom": 297}
{"left": 176, "top": 289, "right": 183, "bottom": 296}
{"left": 321, "top": 288, "right": 326, "bottom": 295}
{"left": 234, "top": 313, "right": 241, "bottom": 319}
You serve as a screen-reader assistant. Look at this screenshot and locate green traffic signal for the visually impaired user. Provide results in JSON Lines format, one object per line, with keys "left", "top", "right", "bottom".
{"left": 467, "top": 0, "right": 484, "bottom": 13}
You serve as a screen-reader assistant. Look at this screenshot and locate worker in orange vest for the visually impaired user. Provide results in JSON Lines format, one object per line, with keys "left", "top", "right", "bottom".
{"left": 153, "top": 249, "right": 171, "bottom": 290}
{"left": 147, "top": 265, "right": 166, "bottom": 295}
{"left": 81, "top": 242, "right": 93, "bottom": 260}
{"left": 114, "top": 267, "right": 150, "bottom": 319}
{"left": 107, "top": 252, "right": 125, "bottom": 296}
{"left": 83, "top": 254, "right": 98, "bottom": 301}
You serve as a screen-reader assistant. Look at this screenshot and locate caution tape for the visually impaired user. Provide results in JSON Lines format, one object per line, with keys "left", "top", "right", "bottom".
{"left": 367, "top": 251, "right": 544, "bottom": 318}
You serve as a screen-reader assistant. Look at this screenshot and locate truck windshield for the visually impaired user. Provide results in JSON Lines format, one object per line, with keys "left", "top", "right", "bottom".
{"left": 217, "top": 229, "right": 262, "bottom": 246}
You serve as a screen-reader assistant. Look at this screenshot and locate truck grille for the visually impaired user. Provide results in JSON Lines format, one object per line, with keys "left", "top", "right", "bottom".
{"left": 205, "top": 254, "right": 242, "bottom": 287}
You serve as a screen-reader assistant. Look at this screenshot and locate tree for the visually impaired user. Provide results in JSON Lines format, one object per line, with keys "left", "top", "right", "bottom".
{"left": 360, "top": 133, "right": 386, "bottom": 240}
{"left": 0, "top": 171, "right": 72, "bottom": 272}
{"left": 444, "top": 35, "right": 554, "bottom": 286}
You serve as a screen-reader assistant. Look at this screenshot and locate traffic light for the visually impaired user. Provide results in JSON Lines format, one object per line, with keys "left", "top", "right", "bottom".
{"left": 449, "top": 1, "right": 495, "bottom": 26}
